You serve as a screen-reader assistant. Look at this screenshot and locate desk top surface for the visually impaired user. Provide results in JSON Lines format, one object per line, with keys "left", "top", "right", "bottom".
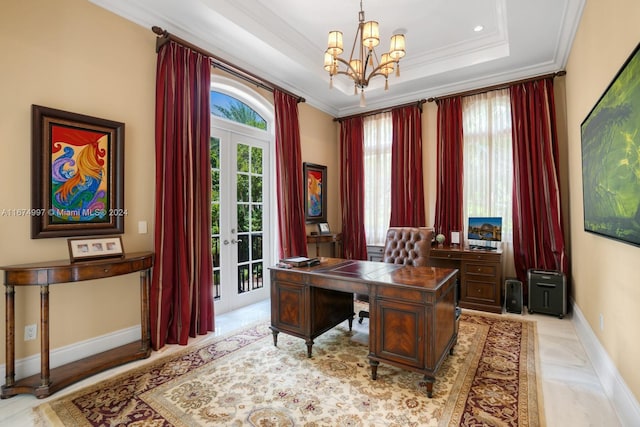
{"left": 273, "top": 257, "right": 457, "bottom": 291}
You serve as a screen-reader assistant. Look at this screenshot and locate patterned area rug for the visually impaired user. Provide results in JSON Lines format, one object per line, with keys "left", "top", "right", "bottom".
{"left": 35, "top": 311, "right": 544, "bottom": 426}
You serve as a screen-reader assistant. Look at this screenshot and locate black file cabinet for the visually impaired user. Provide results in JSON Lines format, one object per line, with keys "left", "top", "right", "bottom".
{"left": 527, "top": 269, "right": 567, "bottom": 318}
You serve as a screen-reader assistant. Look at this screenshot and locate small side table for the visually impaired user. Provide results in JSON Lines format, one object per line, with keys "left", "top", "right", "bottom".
{"left": 306, "top": 233, "right": 342, "bottom": 258}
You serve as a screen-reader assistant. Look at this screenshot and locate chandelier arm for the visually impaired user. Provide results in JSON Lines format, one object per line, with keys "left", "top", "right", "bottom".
{"left": 332, "top": 57, "right": 366, "bottom": 86}
{"left": 361, "top": 63, "right": 399, "bottom": 86}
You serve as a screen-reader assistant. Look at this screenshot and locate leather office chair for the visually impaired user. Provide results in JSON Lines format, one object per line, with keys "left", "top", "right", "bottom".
{"left": 357, "top": 227, "right": 434, "bottom": 323}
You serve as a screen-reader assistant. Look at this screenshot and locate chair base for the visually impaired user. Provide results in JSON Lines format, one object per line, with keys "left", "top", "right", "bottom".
{"left": 358, "top": 310, "right": 369, "bottom": 324}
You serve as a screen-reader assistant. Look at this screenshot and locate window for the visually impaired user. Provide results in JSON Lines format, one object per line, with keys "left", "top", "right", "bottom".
{"left": 462, "top": 89, "right": 514, "bottom": 261}
{"left": 363, "top": 112, "right": 393, "bottom": 246}
{"left": 210, "top": 91, "right": 267, "bottom": 130}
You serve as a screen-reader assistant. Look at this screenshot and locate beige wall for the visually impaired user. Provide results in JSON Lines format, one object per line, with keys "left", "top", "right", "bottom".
{"left": 565, "top": 0, "right": 640, "bottom": 401}
{"left": 0, "top": 0, "right": 338, "bottom": 365}
{"left": 0, "top": 0, "right": 157, "bottom": 361}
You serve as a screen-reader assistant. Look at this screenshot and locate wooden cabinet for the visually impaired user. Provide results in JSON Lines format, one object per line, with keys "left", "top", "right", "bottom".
{"left": 430, "top": 246, "right": 503, "bottom": 313}
{"left": 366, "top": 245, "right": 385, "bottom": 262}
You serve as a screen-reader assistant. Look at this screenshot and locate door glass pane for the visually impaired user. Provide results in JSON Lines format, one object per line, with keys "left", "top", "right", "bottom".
{"left": 210, "top": 137, "right": 221, "bottom": 300}
{"left": 251, "top": 146, "right": 263, "bottom": 173}
{"left": 237, "top": 144, "right": 250, "bottom": 172}
{"left": 237, "top": 174, "right": 249, "bottom": 202}
{"left": 251, "top": 234, "right": 263, "bottom": 260}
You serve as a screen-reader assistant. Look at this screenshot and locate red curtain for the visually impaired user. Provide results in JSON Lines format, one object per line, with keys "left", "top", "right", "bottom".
{"left": 274, "top": 90, "right": 307, "bottom": 258}
{"left": 389, "top": 105, "right": 426, "bottom": 226}
{"left": 510, "top": 78, "right": 568, "bottom": 283}
{"left": 434, "top": 97, "right": 464, "bottom": 238}
{"left": 151, "top": 40, "right": 214, "bottom": 350}
{"left": 340, "top": 117, "right": 368, "bottom": 260}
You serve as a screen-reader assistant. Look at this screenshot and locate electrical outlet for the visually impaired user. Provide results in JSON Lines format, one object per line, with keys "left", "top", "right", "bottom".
{"left": 24, "top": 324, "right": 37, "bottom": 341}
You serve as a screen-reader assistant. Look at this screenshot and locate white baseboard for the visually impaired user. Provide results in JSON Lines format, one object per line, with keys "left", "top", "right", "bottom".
{"left": 0, "top": 325, "right": 141, "bottom": 386}
{"left": 571, "top": 301, "right": 640, "bottom": 426}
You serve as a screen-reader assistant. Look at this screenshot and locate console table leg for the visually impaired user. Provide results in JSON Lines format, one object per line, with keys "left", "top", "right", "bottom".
{"left": 139, "top": 269, "right": 151, "bottom": 352}
{"left": 3, "top": 285, "right": 15, "bottom": 391}
{"left": 305, "top": 339, "right": 314, "bottom": 358}
{"left": 370, "top": 360, "right": 379, "bottom": 380}
{"left": 40, "top": 284, "right": 50, "bottom": 388}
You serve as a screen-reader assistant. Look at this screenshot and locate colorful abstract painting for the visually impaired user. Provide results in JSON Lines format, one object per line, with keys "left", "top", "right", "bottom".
{"left": 303, "top": 163, "right": 327, "bottom": 223}
{"left": 50, "top": 124, "right": 110, "bottom": 224}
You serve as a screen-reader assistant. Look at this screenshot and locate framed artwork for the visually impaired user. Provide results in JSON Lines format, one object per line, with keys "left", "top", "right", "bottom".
{"left": 31, "top": 105, "right": 125, "bottom": 239}
{"left": 581, "top": 42, "right": 640, "bottom": 247}
{"left": 318, "top": 222, "right": 331, "bottom": 234}
{"left": 303, "top": 162, "right": 327, "bottom": 224}
{"left": 68, "top": 236, "right": 124, "bottom": 262}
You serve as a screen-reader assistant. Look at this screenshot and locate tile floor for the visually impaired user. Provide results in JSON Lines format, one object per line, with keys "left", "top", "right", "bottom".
{"left": 0, "top": 299, "right": 623, "bottom": 426}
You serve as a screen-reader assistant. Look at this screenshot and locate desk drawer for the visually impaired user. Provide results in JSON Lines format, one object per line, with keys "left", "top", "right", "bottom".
{"left": 462, "top": 252, "right": 501, "bottom": 262}
{"left": 430, "top": 249, "right": 462, "bottom": 260}
{"left": 464, "top": 279, "right": 498, "bottom": 304}
{"left": 464, "top": 262, "right": 498, "bottom": 278}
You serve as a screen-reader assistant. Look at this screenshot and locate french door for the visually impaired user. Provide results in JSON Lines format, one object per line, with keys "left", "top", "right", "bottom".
{"left": 211, "top": 121, "right": 271, "bottom": 314}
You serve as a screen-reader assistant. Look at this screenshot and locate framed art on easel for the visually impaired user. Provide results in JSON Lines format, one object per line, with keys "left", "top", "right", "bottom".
{"left": 303, "top": 162, "right": 327, "bottom": 224}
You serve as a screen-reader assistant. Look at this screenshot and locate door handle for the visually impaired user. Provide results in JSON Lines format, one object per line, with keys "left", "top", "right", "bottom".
{"left": 231, "top": 239, "right": 242, "bottom": 244}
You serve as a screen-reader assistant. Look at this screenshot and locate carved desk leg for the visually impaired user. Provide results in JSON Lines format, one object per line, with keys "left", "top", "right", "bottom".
{"left": 424, "top": 375, "right": 435, "bottom": 398}
{"left": 305, "top": 339, "right": 314, "bottom": 358}
{"left": 269, "top": 326, "right": 279, "bottom": 346}
{"left": 369, "top": 359, "right": 379, "bottom": 380}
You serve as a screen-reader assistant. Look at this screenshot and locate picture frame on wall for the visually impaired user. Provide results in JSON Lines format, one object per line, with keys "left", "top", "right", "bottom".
{"left": 31, "top": 105, "right": 125, "bottom": 239}
{"left": 581, "top": 42, "right": 640, "bottom": 248}
{"left": 303, "top": 162, "right": 327, "bottom": 224}
{"left": 67, "top": 236, "right": 124, "bottom": 262}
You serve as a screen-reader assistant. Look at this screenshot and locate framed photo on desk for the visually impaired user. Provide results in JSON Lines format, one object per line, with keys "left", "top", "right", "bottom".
{"left": 318, "top": 222, "right": 331, "bottom": 235}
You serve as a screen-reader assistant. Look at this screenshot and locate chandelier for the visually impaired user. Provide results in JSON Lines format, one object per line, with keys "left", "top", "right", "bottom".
{"left": 324, "top": 0, "right": 406, "bottom": 107}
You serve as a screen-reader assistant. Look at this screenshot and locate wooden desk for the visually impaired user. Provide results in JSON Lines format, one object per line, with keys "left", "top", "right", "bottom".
{"left": 270, "top": 258, "right": 458, "bottom": 397}
{"left": 307, "top": 233, "right": 342, "bottom": 257}
{"left": 1, "top": 252, "right": 153, "bottom": 399}
{"left": 429, "top": 245, "right": 503, "bottom": 313}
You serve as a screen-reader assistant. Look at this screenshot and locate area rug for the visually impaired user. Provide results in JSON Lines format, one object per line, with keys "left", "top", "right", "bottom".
{"left": 34, "top": 311, "right": 544, "bottom": 426}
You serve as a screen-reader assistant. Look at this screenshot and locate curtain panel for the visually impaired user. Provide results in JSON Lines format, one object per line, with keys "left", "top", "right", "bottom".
{"left": 274, "top": 90, "right": 307, "bottom": 259}
{"left": 151, "top": 40, "right": 214, "bottom": 350}
{"left": 434, "top": 97, "right": 464, "bottom": 238}
{"left": 510, "top": 78, "right": 568, "bottom": 283}
{"left": 340, "top": 117, "right": 368, "bottom": 260}
{"left": 389, "top": 105, "right": 426, "bottom": 227}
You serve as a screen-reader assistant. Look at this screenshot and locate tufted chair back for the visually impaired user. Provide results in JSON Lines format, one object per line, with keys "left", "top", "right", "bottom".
{"left": 382, "top": 227, "right": 433, "bottom": 267}
{"left": 356, "top": 226, "right": 434, "bottom": 324}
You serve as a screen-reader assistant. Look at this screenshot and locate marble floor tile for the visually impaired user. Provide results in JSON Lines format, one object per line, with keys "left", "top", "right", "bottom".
{"left": 0, "top": 299, "right": 624, "bottom": 426}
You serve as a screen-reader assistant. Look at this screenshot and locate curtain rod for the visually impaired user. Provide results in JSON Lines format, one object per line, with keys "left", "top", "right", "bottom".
{"left": 334, "top": 99, "right": 426, "bottom": 122}
{"left": 426, "top": 71, "right": 566, "bottom": 103}
{"left": 152, "top": 26, "right": 305, "bottom": 103}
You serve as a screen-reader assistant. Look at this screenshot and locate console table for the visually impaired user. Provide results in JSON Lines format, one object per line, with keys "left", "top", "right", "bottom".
{"left": 1, "top": 251, "right": 153, "bottom": 399}
{"left": 270, "top": 258, "right": 458, "bottom": 397}
{"left": 429, "top": 245, "right": 503, "bottom": 313}
{"left": 306, "top": 233, "right": 342, "bottom": 257}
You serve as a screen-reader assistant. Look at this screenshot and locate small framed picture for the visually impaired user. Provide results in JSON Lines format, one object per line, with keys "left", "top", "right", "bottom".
{"left": 318, "top": 222, "right": 331, "bottom": 235}
{"left": 68, "top": 236, "right": 124, "bottom": 262}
